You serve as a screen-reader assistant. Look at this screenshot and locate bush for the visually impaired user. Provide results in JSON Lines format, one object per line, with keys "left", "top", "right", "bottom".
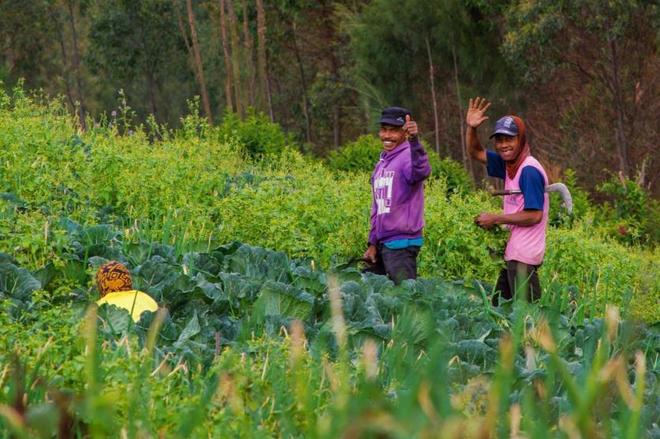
{"left": 543, "top": 225, "right": 659, "bottom": 322}
{"left": 597, "top": 175, "right": 660, "bottom": 246}
{"left": 217, "top": 109, "right": 293, "bottom": 157}
{"left": 217, "top": 149, "right": 369, "bottom": 265}
{"left": 431, "top": 155, "right": 474, "bottom": 195}
{"left": 326, "top": 134, "right": 381, "bottom": 173}
{"left": 421, "top": 184, "right": 504, "bottom": 281}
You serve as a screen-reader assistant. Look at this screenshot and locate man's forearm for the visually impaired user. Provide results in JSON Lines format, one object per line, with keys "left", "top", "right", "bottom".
{"left": 466, "top": 126, "right": 486, "bottom": 163}
{"left": 409, "top": 136, "right": 431, "bottom": 182}
{"left": 493, "top": 210, "right": 543, "bottom": 226}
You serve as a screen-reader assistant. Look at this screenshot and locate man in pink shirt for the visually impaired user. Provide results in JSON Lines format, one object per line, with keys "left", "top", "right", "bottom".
{"left": 465, "top": 97, "right": 549, "bottom": 305}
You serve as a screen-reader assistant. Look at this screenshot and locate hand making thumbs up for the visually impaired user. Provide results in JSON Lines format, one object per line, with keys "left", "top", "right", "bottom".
{"left": 403, "top": 114, "right": 418, "bottom": 139}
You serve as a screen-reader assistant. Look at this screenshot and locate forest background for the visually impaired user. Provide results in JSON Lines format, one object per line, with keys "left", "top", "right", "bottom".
{"left": 1, "top": 0, "right": 658, "bottom": 198}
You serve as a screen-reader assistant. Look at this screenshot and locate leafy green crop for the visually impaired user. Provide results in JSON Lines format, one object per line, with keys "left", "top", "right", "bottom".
{"left": 0, "top": 228, "right": 658, "bottom": 437}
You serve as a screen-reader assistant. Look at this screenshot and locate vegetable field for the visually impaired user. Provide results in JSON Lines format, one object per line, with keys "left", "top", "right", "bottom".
{"left": 0, "top": 90, "right": 658, "bottom": 437}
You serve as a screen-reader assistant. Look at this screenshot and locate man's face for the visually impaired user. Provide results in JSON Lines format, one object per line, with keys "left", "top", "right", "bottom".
{"left": 494, "top": 134, "right": 521, "bottom": 162}
{"left": 379, "top": 124, "right": 406, "bottom": 151}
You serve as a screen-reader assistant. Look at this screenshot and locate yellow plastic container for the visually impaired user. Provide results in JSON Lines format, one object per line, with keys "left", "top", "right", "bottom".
{"left": 96, "top": 290, "right": 158, "bottom": 322}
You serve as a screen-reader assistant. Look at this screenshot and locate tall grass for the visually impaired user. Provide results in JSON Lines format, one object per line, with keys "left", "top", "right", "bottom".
{"left": 0, "top": 292, "right": 656, "bottom": 437}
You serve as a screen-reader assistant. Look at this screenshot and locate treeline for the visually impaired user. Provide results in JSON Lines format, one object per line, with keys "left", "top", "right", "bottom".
{"left": 0, "top": 0, "right": 658, "bottom": 194}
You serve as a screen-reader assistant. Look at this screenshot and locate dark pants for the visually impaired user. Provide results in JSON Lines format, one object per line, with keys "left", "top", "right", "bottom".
{"left": 363, "top": 245, "right": 420, "bottom": 284}
{"left": 492, "top": 260, "right": 542, "bottom": 305}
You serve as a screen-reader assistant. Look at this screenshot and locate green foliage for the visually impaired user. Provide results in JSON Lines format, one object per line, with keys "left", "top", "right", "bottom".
{"left": 548, "top": 168, "right": 592, "bottom": 226}
{"left": 422, "top": 184, "right": 504, "bottom": 281}
{"left": 431, "top": 154, "right": 474, "bottom": 195}
{"left": 345, "top": 0, "right": 515, "bottom": 112}
{"left": 501, "top": 0, "right": 566, "bottom": 82}
{"left": 543, "top": 226, "right": 659, "bottom": 323}
{"left": 0, "top": 263, "right": 41, "bottom": 302}
{"left": 1, "top": 9, "right": 658, "bottom": 436}
{"left": 598, "top": 175, "right": 660, "bottom": 246}
{"left": 0, "top": 2, "right": 59, "bottom": 91}
{"left": 86, "top": 0, "right": 194, "bottom": 125}
{"left": 0, "top": 91, "right": 657, "bottom": 325}
{"left": 502, "top": 0, "right": 653, "bottom": 82}
{"left": 217, "top": 109, "right": 294, "bottom": 157}
{"left": 326, "top": 134, "right": 381, "bottom": 173}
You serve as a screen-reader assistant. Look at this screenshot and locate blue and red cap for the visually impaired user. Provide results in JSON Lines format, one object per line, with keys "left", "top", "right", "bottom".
{"left": 489, "top": 116, "right": 519, "bottom": 138}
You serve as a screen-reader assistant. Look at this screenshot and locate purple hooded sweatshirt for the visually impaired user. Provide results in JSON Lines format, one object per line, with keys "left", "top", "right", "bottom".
{"left": 368, "top": 137, "right": 431, "bottom": 246}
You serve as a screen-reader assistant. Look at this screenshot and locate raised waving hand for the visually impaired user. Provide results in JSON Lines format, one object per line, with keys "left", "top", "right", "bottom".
{"left": 466, "top": 97, "right": 491, "bottom": 128}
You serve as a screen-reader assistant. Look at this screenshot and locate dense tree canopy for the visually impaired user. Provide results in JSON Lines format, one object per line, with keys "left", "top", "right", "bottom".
{"left": 0, "top": 0, "right": 657, "bottom": 194}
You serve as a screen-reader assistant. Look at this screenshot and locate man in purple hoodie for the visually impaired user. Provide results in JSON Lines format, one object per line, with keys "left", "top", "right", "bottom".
{"left": 363, "top": 106, "right": 432, "bottom": 284}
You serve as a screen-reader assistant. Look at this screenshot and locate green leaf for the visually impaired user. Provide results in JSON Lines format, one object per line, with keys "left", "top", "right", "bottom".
{"left": 453, "top": 339, "right": 497, "bottom": 364}
{"left": 98, "top": 304, "right": 132, "bottom": 334}
{"left": 0, "top": 263, "right": 41, "bottom": 301}
{"left": 32, "top": 262, "right": 58, "bottom": 291}
{"left": 192, "top": 273, "right": 223, "bottom": 301}
{"left": 183, "top": 252, "right": 222, "bottom": 280}
{"left": 253, "top": 280, "right": 314, "bottom": 323}
{"left": 175, "top": 312, "right": 201, "bottom": 347}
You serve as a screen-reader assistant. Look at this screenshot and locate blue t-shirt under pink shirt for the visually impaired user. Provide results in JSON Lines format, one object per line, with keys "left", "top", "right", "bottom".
{"left": 486, "top": 151, "right": 544, "bottom": 210}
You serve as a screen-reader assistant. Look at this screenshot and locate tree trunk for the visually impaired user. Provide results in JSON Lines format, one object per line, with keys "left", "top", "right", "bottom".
{"left": 54, "top": 8, "right": 75, "bottom": 113}
{"left": 175, "top": 0, "right": 192, "bottom": 53}
{"left": 291, "top": 20, "right": 312, "bottom": 143}
{"left": 146, "top": 67, "right": 158, "bottom": 117}
{"left": 226, "top": 0, "right": 244, "bottom": 116}
{"left": 255, "top": 0, "right": 273, "bottom": 120}
{"left": 329, "top": 45, "right": 342, "bottom": 148}
{"left": 265, "top": 73, "right": 274, "bottom": 122}
{"left": 425, "top": 38, "right": 441, "bottom": 156}
{"left": 255, "top": 0, "right": 266, "bottom": 111}
{"left": 136, "top": 11, "right": 158, "bottom": 117}
{"left": 186, "top": 0, "right": 213, "bottom": 124}
{"left": 441, "top": 85, "right": 452, "bottom": 157}
{"left": 453, "top": 45, "right": 472, "bottom": 180}
{"left": 65, "top": 0, "right": 86, "bottom": 130}
{"left": 219, "top": 0, "right": 234, "bottom": 112}
{"left": 333, "top": 105, "right": 341, "bottom": 148}
{"left": 609, "top": 39, "right": 630, "bottom": 177}
{"left": 241, "top": 0, "right": 256, "bottom": 108}
{"left": 144, "top": 64, "right": 159, "bottom": 117}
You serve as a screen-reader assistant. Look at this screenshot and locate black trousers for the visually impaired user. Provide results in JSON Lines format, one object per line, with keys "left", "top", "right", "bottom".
{"left": 363, "top": 245, "right": 420, "bottom": 284}
{"left": 492, "top": 260, "right": 542, "bottom": 305}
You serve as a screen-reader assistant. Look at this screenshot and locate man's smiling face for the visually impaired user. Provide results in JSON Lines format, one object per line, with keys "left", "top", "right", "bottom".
{"left": 379, "top": 124, "right": 406, "bottom": 151}
{"left": 494, "top": 134, "right": 521, "bottom": 162}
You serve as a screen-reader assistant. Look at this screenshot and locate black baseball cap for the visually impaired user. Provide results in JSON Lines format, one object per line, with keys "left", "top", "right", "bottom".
{"left": 379, "top": 106, "right": 410, "bottom": 127}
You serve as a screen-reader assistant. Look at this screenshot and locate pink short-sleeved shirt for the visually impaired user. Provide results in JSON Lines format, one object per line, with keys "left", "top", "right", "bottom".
{"left": 503, "top": 156, "right": 549, "bottom": 265}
